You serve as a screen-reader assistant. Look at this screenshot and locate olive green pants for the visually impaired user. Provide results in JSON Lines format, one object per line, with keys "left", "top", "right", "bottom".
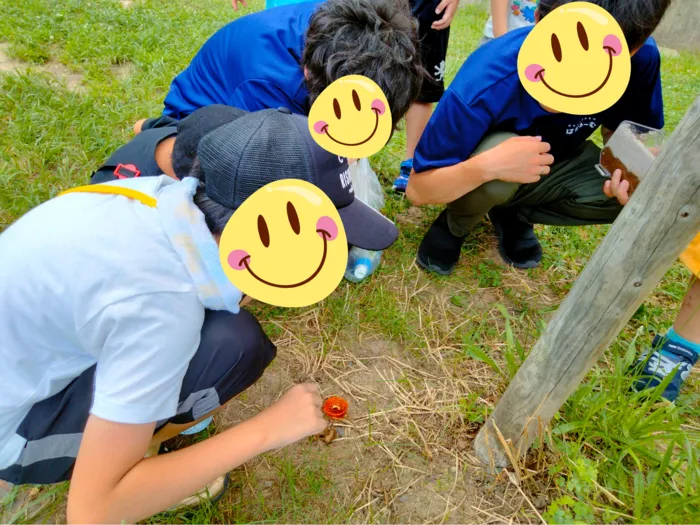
{"left": 445, "top": 132, "right": 623, "bottom": 237}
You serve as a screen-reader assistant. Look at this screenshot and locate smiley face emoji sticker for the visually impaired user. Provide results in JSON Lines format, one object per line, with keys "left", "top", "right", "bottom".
{"left": 518, "top": 2, "right": 631, "bottom": 115}
{"left": 220, "top": 180, "right": 348, "bottom": 308}
{"left": 308, "top": 75, "right": 392, "bottom": 158}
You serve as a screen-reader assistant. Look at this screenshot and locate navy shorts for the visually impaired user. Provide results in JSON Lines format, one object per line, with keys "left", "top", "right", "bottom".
{"left": 411, "top": 0, "right": 450, "bottom": 104}
{"left": 0, "top": 309, "right": 276, "bottom": 485}
{"left": 91, "top": 125, "right": 178, "bottom": 184}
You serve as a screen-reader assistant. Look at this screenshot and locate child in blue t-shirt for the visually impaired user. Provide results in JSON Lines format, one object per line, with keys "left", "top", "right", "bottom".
{"left": 135, "top": 0, "right": 424, "bottom": 138}
{"left": 405, "top": 0, "right": 670, "bottom": 275}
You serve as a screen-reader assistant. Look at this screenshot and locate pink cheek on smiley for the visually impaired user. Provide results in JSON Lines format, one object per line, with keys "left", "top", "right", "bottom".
{"left": 313, "top": 121, "right": 328, "bottom": 134}
{"left": 525, "top": 64, "right": 544, "bottom": 82}
{"left": 603, "top": 34, "right": 622, "bottom": 56}
{"left": 316, "top": 216, "right": 338, "bottom": 241}
{"left": 371, "top": 99, "right": 386, "bottom": 115}
{"left": 227, "top": 249, "right": 249, "bottom": 271}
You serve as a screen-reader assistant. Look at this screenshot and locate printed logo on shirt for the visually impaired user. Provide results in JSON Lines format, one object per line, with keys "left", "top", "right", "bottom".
{"left": 566, "top": 117, "right": 598, "bottom": 135}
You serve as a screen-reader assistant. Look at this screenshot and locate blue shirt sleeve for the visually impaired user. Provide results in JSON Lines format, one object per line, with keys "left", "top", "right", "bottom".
{"left": 229, "top": 80, "right": 298, "bottom": 113}
{"left": 601, "top": 40, "right": 664, "bottom": 132}
{"left": 413, "top": 89, "right": 493, "bottom": 173}
{"left": 163, "top": 24, "right": 240, "bottom": 119}
{"left": 413, "top": 68, "right": 535, "bottom": 174}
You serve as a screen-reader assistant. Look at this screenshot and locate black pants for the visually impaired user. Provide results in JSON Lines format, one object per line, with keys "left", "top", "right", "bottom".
{"left": 0, "top": 309, "right": 276, "bottom": 485}
{"left": 411, "top": 0, "right": 450, "bottom": 104}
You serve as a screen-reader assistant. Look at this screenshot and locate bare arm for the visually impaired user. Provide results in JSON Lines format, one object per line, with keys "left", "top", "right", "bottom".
{"left": 406, "top": 158, "right": 488, "bottom": 205}
{"left": 491, "top": 0, "right": 510, "bottom": 38}
{"left": 67, "top": 384, "right": 326, "bottom": 524}
{"left": 406, "top": 136, "right": 554, "bottom": 206}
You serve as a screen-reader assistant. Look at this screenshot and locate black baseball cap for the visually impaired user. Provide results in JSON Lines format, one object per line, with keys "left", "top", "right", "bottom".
{"left": 193, "top": 107, "right": 399, "bottom": 251}
{"left": 172, "top": 105, "right": 248, "bottom": 178}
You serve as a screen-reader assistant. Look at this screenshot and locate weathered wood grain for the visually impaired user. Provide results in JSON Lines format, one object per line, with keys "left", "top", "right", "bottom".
{"left": 474, "top": 96, "right": 700, "bottom": 468}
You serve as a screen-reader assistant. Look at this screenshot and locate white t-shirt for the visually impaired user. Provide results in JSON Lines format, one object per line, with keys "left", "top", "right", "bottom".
{"left": 0, "top": 177, "right": 211, "bottom": 468}
{"left": 483, "top": 0, "right": 537, "bottom": 38}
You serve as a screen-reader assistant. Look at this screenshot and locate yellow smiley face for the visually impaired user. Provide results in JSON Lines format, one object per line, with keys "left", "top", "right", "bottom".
{"left": 517, "top": 2, "right": 631, "bottom": 115}
{"left": 219, "top": 180, "right": 348, "bottom": 308}
{"left": 308, "top": 75, "right": 392, "bottom": 158}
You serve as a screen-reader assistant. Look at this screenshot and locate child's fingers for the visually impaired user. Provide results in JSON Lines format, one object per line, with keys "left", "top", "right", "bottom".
{"left": 536, "top": 141, "right": 552, "bottom": 153}
{"left": 539, "top": 153, "right": 555, "bottom": 166}
{"left": 431, "top": 18, "right": 449, "bottom": 30}
{"left": 603, "top": 180, "right": 613, "bottom": 198}
{"left": 435, "top": 0, "right": 450, "bottom": 14}
{"left": 610, "top": 168, "right": 622, "bottom": 194}
{"left": 619, "top": 179, "right": 630, "bottom": 204}
{"left": 509, "top": 135, "right": 542, "bottom": 143}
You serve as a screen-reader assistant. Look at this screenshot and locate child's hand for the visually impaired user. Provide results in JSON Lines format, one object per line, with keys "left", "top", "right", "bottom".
{"left": 432, "top": 0, "right": 459, "bottom": 30}
{"left": 231, "top": 0, "right": 248, "bottom": 11}
{"left": 256, "top": 383, "right": 327, "bottom": 451}
{"left": 603, "top": 169, "right": 630, "bottom": 205}
{"left": 477, "top": 136, "right": 554, "bottom": 185}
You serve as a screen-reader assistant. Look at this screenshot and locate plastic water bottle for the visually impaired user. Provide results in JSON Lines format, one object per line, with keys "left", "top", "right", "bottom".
{"left": 346, "top": 248, "right": 381, "bottom": 283}
{"left": 345, "top": 247, "right": 382, "bottom": 283}
{"left": 343, "top": 158, "right": 385, "bottom": 283}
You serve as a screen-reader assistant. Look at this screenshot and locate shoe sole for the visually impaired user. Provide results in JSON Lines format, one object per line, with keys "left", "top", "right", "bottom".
{"left": 492, "top": 221, "right": 541, "bottom": 270}
{"left": 415, "top": 253, "right": 454, "bottom": 276}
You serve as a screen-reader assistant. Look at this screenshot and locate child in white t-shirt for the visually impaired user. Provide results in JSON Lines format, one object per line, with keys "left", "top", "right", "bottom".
{"left": 480, "top": 0, "right": 537, "bottom": 45}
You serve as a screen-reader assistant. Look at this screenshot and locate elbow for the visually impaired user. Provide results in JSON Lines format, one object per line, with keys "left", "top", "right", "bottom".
{"left": 405, "top": 179, "right": 426, "bottom": 206}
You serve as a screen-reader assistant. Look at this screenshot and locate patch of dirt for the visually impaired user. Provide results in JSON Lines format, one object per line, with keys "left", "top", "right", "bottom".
{"left": 120, "top": 0, "right": 134, "bottom": 7}
{"left": 215, "top": 320, "right": 546, "bottom": 523}
{"left": 0, "top": 43, "right": 85, "bottom": 93}
{"left": 0, "top": 43, "right": 24, "bottom": 72}
{"left": 1, "top": 485, "right": 67, "bottom": 524}
{"left": 111, "top": 61, "right": 135, "bottom": 81}
{"left": 658, "top": 46, "right": 680, "bottom": 58}
{"left": 396, "top": 205, "right": 425, "bottom": 227}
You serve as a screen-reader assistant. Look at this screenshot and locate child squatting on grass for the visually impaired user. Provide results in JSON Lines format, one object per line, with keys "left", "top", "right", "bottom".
{"left": 405, "top": 0, "right": 671, "bottom": 274}
{"left": 0, "top": 107, "right": 400, "bottom": 522}
{"left": 133, "top": 0, "right": 425, "bottom": 141}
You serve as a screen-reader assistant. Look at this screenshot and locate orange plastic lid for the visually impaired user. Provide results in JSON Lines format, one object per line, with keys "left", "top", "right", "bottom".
{"left": 323, "top": 396, "right": 349, "bottom": 419}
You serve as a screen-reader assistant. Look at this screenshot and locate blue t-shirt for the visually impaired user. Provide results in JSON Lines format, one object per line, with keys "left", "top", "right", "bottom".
{"left": 413, "top": 27, "right": 664, "bottom": 173}
{"left": 163, "top": 2, "right": 321, "bottom": 119}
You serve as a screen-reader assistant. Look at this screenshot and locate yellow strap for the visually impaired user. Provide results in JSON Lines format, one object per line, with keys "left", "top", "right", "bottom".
{"left": 58, "top": 184, "right": 157, "bottom": 208}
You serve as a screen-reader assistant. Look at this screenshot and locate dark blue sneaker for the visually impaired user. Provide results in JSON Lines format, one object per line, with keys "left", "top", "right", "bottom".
{"left": 632, "top": 334, "right": 698, "bottom": 401}
{"left": 392, "top": 159, "right": 413, "bottom": 193}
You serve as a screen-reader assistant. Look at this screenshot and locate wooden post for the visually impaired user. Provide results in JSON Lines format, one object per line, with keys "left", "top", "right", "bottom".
{"left": 473, "top": 96, "right": 700, "bottom": 469}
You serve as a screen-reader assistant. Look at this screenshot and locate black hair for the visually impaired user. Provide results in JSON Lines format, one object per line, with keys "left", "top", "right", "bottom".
{"left": 190, "top": 158, "right": 234, "bottom": 236}
{"left": 537, "top": 0, "right": 673, "bottom": 50}
{"left": 302, "top": 0, "right": 426, "bottom": 129}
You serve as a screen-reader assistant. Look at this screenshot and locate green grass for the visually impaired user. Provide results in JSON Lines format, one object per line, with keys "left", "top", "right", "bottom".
{"left": 1, "top": 0, "right": 699, "bottom": 523}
